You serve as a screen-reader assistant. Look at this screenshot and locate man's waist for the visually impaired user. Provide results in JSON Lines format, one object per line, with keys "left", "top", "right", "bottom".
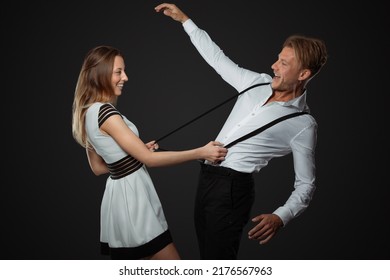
{"left": 200, "top": 163, "right": 252, "bottom": 177}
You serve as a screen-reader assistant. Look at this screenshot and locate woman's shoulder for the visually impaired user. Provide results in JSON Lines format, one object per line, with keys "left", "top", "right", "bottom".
{"left": 86, "top": 102, "right": 122, "bottom": 128}
{"left": 88, "top": 102, "right": 118, "bottom": 113}
{"left": 86, "top": 102, "right": 113, "bottom": 120}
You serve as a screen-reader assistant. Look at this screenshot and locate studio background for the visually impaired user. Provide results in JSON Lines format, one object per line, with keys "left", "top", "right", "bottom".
{"left": 2, "top": 0, "right": 388, "bottom": 260}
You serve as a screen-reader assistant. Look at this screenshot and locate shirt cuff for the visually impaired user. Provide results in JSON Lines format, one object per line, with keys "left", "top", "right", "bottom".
{"left": 183, "top": 18, "right": 197, "bottom": 34}
{"left": 273, "top": 207, "right": 293, "bottom": 227}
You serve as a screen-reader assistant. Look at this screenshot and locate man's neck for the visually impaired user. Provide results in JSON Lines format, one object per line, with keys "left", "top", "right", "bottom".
{"left": 267, "top": 86, "right": 305, "bottom": 103}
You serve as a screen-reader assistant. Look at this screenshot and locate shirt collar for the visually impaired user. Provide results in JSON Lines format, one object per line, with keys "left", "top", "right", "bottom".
{"left": 278, "top": 89, "right": 309, "bottom": 111}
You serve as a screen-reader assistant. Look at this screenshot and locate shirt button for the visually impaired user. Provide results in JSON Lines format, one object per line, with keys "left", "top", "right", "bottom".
{"left": 251, "top": 113, "right": 255, "bottom": 116}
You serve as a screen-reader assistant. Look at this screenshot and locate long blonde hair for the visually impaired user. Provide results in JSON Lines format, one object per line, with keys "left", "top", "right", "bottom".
{"left": 72, "top": 46, "right": 123, "bottom": 148}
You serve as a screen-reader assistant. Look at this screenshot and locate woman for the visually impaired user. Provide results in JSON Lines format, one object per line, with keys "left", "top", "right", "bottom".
{"left": 72, "top": 45, "right": 227, "bottom": 260}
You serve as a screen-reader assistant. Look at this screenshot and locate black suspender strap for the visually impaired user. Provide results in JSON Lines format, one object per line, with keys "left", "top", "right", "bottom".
{"left": 155, "top": 82, "right": 270, "bottom": 145}
{"left": 224, "top": 111, "right": 309, "bottom": 148}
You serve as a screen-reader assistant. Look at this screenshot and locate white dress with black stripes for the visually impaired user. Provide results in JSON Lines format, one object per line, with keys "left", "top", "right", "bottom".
{"left": 85, "top": 102, "right": 172, "bottom": 259}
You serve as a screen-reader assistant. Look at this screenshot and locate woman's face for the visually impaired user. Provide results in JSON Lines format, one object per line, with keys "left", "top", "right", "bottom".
{"left": 111, "top": 55, "right": 128, "bottom": 96}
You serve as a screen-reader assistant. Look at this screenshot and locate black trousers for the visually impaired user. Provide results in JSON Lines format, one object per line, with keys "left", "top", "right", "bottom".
{"left": 194, "top": 163, "right": 255, "bottom": 259}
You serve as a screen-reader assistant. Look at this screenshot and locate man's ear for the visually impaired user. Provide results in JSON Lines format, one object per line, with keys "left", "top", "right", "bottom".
{"left": 299, "top": 69, "right": 311, "bottom": 81}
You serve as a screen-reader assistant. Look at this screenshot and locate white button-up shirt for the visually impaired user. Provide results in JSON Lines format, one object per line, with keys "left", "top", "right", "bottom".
{"left": 183, "top": 19, "right": 317, "bottom": 225}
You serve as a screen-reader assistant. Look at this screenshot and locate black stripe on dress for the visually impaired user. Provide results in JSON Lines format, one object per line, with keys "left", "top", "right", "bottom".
{"left": 98, "top": 103, "right": 121, "bottom": 127}
{"left": 100, "top": 230, "right": 173, "bottom": 259}
{"left": 107, "top": 155, "right": 143, "bottom": 180}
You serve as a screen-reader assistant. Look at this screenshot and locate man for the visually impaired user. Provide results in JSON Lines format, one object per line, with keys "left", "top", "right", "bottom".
{"left": 155, "top": 3, "right": 327, "bottom": 260}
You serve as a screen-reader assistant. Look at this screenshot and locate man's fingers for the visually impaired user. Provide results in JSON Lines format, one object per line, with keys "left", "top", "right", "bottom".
{"left": 155, "top": 3, "right": 173, "bottom": 12}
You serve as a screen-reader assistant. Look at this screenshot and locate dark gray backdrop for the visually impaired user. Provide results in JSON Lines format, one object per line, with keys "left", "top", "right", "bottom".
{"left": 2, "top": 0, "right": 388, "bottom": 260}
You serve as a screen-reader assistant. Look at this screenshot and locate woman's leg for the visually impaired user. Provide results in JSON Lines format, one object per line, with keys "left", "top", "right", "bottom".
{"left": 149, "top": 243, "right": 181, "bottom": 260}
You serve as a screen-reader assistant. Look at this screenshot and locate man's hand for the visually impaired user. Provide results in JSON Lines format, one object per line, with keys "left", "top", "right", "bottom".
{"left": 155, "top": 3, "right": 189, "bottom": 23}
{"left": 248, "top": 214, "right": 283, "bottom": 245}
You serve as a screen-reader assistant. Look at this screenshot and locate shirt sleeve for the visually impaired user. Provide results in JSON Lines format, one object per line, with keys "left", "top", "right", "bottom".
{"left": 273, "top": 122, "right": 317, "bottom": 226}
{"left": 98, "top": 103, "right": 121, "bottom": 127}
{"left": 182, "top": 19, "right": 271, "bottom": 93}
